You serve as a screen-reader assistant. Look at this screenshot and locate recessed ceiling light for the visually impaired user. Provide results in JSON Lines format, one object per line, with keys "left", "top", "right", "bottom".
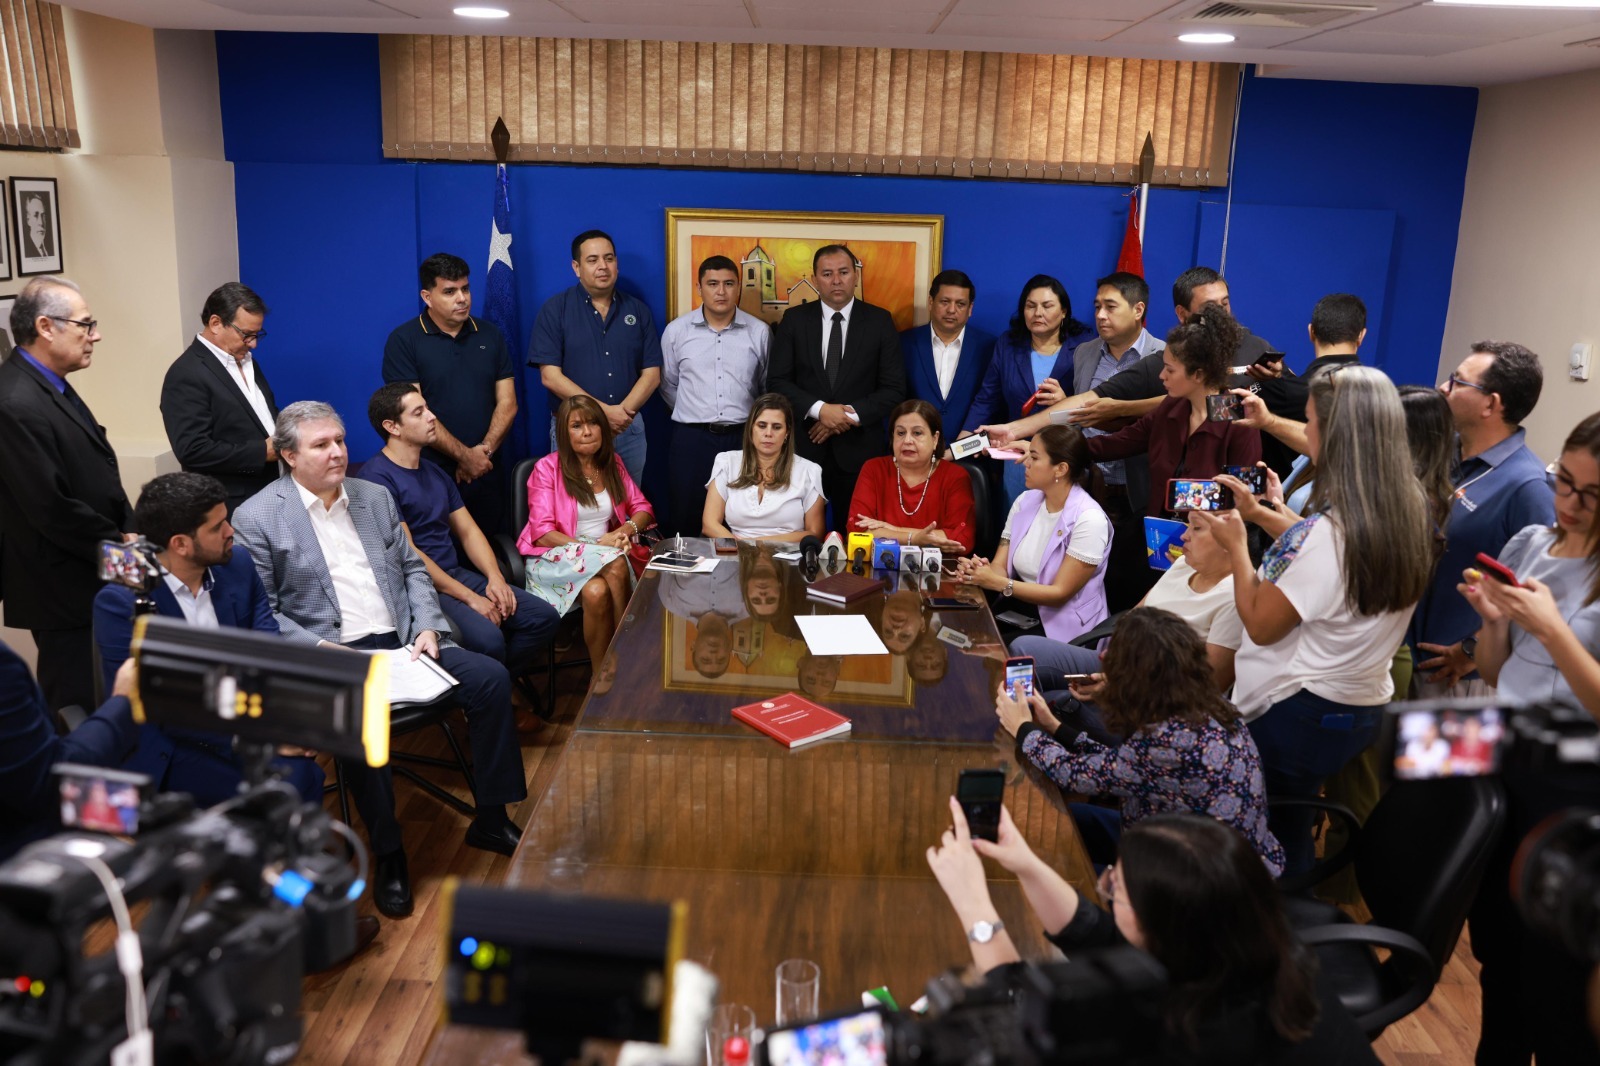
{"left": 1433, "top": 0, "right": 1600, "bottom": 7}
{"left": 454, "top": 6, "right": 510, "bottom": 17}
{"left": 1178, "top": 32, "right": 1237, "bottom": 44}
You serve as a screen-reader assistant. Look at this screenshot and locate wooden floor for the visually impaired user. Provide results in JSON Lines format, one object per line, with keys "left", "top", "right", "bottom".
{"left": 287, "top": 661, "right": 1483, "bottom": 1066}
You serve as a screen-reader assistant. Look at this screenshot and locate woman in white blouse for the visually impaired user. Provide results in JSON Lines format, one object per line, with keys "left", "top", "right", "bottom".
{"left": 702, "top": 393, "right": 826, "bottom": 543}
{"left": 952, "top": 424, "right": 1111, "bottom": 643}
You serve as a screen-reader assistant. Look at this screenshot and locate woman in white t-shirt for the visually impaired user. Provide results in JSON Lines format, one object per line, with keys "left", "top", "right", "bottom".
{"left": 952, "top": 425, "right": 1110, "bottom": 643}
{"left": 1198, "top": 367, "right": 1434, "bottom": 876}
{"left": 702, "top": 393, "right": 826, "bottom": 543}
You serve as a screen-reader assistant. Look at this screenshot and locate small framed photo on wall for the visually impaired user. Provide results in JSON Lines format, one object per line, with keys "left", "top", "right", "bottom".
{"left": 0, "top": 180, "right": 11, "bottom": 282}
{"left": 0, "top": 295, "right": 16, "bottom": 358}
{"left": 12, "top": 177, "right": 61, "bottom": 277}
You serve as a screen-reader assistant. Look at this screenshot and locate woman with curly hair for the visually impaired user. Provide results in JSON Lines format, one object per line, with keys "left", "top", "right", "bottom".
{"left": 995, "top": 606, "right": 1283, "bottom": 874}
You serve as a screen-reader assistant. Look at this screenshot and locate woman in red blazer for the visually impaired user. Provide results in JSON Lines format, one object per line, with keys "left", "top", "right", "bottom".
{"left": 848, "top": 399, "right": 976, "bottom": 555}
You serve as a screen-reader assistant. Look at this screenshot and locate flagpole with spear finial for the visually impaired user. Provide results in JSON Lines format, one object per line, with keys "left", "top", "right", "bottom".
{"left": 1137, "top": 131, "right": 1154, "bottom": 248}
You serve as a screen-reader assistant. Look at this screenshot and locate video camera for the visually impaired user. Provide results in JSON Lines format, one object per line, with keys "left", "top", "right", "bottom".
{"left": 1387, "top": 698, "right": 1600, "bottom": 964}
{"left": 760, "top": 948, "right": 1169, "bottom": 1066}
{"left": 0, "top": 618, "right": 392, "bottom": 1065}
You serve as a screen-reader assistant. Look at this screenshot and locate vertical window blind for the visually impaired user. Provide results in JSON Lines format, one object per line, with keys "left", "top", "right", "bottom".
{"left": 380, "top": 36, "right": 1238, "bottom": 187}
{"left": 0, "top": 0, "right": 76, "bottom": 150}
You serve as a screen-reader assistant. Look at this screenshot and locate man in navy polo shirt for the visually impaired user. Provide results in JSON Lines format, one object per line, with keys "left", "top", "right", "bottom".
{"left": 1413, "top": 340, "right": 1554, "bottom": 696}
{"left": 528, "top": 229, "right": 662, "bottom": 481}
{"left": 360, "top": 382, "right": 557, "bottom": 682}
{"left": 382, "top": 252, "right": 517, "bottom": 535}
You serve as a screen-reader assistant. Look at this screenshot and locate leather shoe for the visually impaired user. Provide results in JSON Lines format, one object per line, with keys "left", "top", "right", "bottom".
{"left": 352, "top": 915, "right": 380, "bottom": 955}
{"left": 465, "top": 814, "right": 522, "bottom": 857}
{"left": 373, "top": 849, "right": 413, "bottom": 918}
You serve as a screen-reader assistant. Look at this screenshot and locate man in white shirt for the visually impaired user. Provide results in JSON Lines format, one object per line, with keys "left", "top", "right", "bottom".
{"left": 232, "top": 402, "right": 527, "bottom": 920}
{"left": 160, "top": 283, "right": 282, "bottom": 515}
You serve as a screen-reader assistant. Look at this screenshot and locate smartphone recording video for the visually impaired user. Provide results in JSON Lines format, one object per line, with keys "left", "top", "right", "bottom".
{"left": 1205, "top": 394, "right": 1244, "bottom": 422}
{"left": 1003, "top": 655, "right": 1035, "bottom": 697}
{"left": 56, "top": 763, "right": 147, "bottom": 834}
{"left": 763, "top": 1008, "right": 889, "bottom": 1066}
{"left": 1224, "top": 465, "right": 1268, "bottom": 495}
{"left": 957, "top": 768, "right": 1005, "bottom": 843}
{"left": 97, "top": 539, "right": 155, "bottom": 590}
{"left": 1167, "top": 478, "right": 1234, "bottom": 512}
{"left": 1394, "top": 705, "right": 1504, "bottom": 780}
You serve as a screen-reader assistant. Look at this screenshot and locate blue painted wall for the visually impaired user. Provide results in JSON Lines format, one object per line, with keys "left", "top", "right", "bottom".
{"left": 219, "top": 31, "right": 1476, "bottom": 509}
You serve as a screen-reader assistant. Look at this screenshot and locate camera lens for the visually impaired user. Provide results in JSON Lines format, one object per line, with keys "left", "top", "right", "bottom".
{"left": 1512, "top": 807, "right": 1600, "bottom": 964}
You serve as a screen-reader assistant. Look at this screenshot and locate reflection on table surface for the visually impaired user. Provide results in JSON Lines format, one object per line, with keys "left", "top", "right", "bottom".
{"left": 586, "top": 541, "right": 1006, "bottom": 743}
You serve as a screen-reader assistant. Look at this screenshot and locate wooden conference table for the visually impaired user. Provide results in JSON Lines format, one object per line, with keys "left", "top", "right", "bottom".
{"left": 427, "top": 542, "right": 1098, "bottom": 1062}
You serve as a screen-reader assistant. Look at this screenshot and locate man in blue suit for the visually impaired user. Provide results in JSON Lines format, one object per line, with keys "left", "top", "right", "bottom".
{"left": 900, "top": 269, "right": 993, "bottom": 443}
{"left": 93, "top": 472, "right": 324, "bottom": 808}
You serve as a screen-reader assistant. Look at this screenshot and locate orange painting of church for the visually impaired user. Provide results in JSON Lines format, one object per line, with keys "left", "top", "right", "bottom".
{"left": 689, "top": 235, "right": 919, "bottom": 330}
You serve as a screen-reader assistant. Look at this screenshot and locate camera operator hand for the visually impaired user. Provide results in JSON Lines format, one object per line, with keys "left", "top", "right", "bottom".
{"left": 926, "top": 797, "right": 1021, "bottom": 971}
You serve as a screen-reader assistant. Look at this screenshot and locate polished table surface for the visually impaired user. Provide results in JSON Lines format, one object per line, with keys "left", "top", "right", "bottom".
{"left": 428, "top": 543, "right": 1097, "bottom": 1060}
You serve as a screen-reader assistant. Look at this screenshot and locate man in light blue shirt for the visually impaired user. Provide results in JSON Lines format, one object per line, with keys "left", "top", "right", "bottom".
{"left": 660, "top": 255, "right": 771, "bottom": 535}
{"left": 1069, "top": 271, "right": 1164, "bottom": 609}
{"left": 1413, "top": 340, "right": 1554, "bottom": 696}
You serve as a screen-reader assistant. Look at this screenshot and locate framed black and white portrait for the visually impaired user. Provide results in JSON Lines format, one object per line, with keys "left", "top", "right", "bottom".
{"left": 0, "top": 296, "right": 15, "bottom": 358}
{"left": 12, "top": 177, "right": 61, "bottom": 277}
{"left": 0, "top": 180, "right": 11, "bottom": 283}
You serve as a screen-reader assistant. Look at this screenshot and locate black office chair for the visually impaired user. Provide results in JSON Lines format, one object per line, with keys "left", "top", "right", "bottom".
{"left": 957, "top": 459, "right": 997, "bottom": 558}
{"left": 492, "top": 456, "right": 592, "bottom": 709}
{"left": 329, "top": 696, "right": 480, "bottom": 822}
{"left": 1276, "top": 776, "right": 1507, "bottom": 1039}
{"left": 1068, "top": 610, "right": 1124, "bottom": 650}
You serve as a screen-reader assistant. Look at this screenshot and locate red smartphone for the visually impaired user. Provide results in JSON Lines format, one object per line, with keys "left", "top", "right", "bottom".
{"left": 1021, "top": 390, "right": 1040, "bottom": 415}
{"left": 1473, "top": 552, "right": 1521, "bottom": 588}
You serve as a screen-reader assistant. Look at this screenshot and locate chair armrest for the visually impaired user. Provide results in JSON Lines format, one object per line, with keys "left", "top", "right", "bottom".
{"left": 1269, "top": 797, "right": 1362, "bottom": 894}
{"left": 492, "top": 533, "right": 524, "bottom": 587}
{"left": 1069, "top": 610, "right": 1124, "bottom": 650}
{"left": 1297, "top": 923, "right": 1438, "bottom": 1036}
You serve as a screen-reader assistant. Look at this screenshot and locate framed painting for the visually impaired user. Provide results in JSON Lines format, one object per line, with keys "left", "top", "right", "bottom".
{"left": 666, "top": 208, "right": 943, "bottom": 331}
{"left": 12, "top": 177, "right": 61, "bottom": 277}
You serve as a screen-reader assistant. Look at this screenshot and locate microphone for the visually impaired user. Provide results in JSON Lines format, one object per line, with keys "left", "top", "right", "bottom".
{"left": 901, "top": 545, "right": 923, "bottom": 573}
{"left": 822, "top": 531, "right": 845, "bottom": 564}
{"left": 799, "top": 534, "right": 822, "bottom": 581}
{"left": 874, "top": 537, "right": 901, "bottom": 572}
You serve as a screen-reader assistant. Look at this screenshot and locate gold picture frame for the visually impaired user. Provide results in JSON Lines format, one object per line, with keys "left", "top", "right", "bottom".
{"left": 665, "top": 208, "right": 944, "bottom": 331}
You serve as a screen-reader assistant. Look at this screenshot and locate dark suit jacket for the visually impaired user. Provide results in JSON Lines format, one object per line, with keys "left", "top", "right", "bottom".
{"left": 0, "top": 355, "right": 132, "bottom": 630}
{"left": 159, "top": 339, "right": 280, "bottom": 512}
{"left": 768, "top": 299, "right": 907, "bottom": 472}
{"left": 899, "top": 324, "right": 995, "bottom": 438}
{"left": 0, "top": 638, "right": 136, "bottom": 861}
{"left": 963, "top": 332, "right": 1079, "bottom": 434}
{"left": 93, "top": 548, "right": 278, "bottom": 783}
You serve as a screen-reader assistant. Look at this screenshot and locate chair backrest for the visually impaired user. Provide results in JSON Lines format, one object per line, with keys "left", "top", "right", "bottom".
{"left": 959, "top": 460, "right": 997, "bottom": 558}
{"left": 510, "top": 456, "right": 538, "bottom": 534}
{"left": 1357, "top": 776, "right": 1507, "bottom": 968}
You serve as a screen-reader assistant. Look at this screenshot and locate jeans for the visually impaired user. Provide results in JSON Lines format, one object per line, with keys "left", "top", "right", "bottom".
{"left": 438, "top": 565, "right": 559, "bottom": 679}
{"left": 554, "top": 414, "right": 645, "bottom": 484}
{"left": 1247, "top": 687, "right": 1382, "bottom": 877}
{"left": 1009, "top": 635, "right": 1118, "bottom": 745}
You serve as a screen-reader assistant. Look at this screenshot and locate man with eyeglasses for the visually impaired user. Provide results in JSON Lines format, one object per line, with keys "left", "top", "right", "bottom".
{"left": 1412, "top": 340, "right": 1554, "bottom": 697}
{"left": 159, "top": 283, "right": 281, "bottom": 516}
{"left": 0, "top": 276, "right": 133, "bottom": 714}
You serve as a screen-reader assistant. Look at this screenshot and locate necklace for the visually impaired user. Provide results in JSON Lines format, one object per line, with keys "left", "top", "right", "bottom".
{"left": 894, "top": 458, "right": 935, "bottom": 517}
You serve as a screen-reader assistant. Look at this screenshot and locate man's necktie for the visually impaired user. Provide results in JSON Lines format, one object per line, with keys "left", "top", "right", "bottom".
{"left": 825, "top": 310, "right": 843, "bottom": 389}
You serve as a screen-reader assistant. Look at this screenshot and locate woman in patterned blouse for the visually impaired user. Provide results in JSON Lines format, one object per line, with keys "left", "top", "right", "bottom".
{"left": 996, "top": 606, "right": 1284, "bottom": 876}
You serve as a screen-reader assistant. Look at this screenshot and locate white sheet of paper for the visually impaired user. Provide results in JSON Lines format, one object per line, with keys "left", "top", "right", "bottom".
{"left": 795, "top": 614, "right": 889, "bottom": 657}
{"left": 380, "top": 646, "right": 458, "bottom": 706}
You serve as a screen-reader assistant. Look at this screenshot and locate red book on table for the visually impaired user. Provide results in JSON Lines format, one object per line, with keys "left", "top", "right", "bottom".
{"left": 731, "top": 692, "right": 852, "bottom": 748}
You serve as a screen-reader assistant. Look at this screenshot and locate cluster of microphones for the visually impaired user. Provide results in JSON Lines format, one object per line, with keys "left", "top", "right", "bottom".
{"left": 796, "top": 530, "right": 942, "bottom": 581}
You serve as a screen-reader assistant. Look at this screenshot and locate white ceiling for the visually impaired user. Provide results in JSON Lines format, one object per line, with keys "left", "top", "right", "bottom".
{"left": 63, "top": 0, "right": 1600, "bottom": 86}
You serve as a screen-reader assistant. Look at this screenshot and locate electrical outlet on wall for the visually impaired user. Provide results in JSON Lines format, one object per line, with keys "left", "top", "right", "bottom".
{"left": 1571, "top": 343, "right": 1592, "bottom": 382}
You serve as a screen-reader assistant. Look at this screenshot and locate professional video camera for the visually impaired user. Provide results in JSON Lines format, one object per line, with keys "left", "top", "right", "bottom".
{"left": 760, "top": 948, "right": 1168, "bottom": 1066}
{"left": 1390, "top": 697, "right": 1600, "bottom": 964}
{"left": 0, "top": 617, "right": 392, "bottom": 1065}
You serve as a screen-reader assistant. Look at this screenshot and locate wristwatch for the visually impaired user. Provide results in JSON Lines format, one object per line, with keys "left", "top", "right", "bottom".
{"left": 1461, "top": 636, "right": 1478, "bottom": 661}
{"left": 968, "top": 919, "right": 1005, "bottom": 944}
{"left": 1003, "top": 579, "right": 1015, "bottom": 598}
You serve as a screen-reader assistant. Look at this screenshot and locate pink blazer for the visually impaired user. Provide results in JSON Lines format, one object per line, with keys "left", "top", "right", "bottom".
{"left": 516, "top": 453, "right": 654, "bottom": 557}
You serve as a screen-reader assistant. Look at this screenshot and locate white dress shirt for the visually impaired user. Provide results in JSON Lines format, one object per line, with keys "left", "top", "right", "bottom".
{"left": 198, "top": 333, "right": 275, "bottom": 434}
{"left": 294, "top": 479, "right": 396, "bottom": 642}
{"left": 931, "top": 326, "right": 965, "bottom": 400}
{"left": 806, "top": 299, "right": 860, "bottom": 424}
{"left": 162, "top": 569, "right": 218, "bottom": 629}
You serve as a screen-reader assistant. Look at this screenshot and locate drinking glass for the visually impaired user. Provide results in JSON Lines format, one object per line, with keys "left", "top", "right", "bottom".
{"left": 705, "top": 1003, "right": 757, "bottom": 1066}
{"left": 774, "top": 958, "right": 820, "bottom": 1026}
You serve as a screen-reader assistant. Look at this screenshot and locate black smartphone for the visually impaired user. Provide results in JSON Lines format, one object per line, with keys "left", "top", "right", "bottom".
{"left": 712, "top": 537, "right": 738, "bottom": 554}
{"left": 1166, "top": 478, "right": 1234, "bottom": 512}
{"left": 1224, "top": 464, "right": 1267, "bottom": 495}
{"left": 1253, "top": 349, "right": 1286, "bottom": 368}
{"left": 1205, "top": 394, "right": 1244, "bottom": 422}
{"left": 957, "top": 768, "right": 1006, "bottom": 843}
{"left": 925, "top": 596, "right": 981, "bottom": 611}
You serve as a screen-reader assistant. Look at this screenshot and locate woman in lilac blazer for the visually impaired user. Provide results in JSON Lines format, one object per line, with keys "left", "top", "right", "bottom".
{"left": 516, "top": 395, "right": 656, "bottom": 668}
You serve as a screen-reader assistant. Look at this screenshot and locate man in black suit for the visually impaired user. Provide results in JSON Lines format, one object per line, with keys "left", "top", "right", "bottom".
{"left": 159, "top": 283, "right": 280, "bottom": 515}
{"left": 0, "top": 277, "right": 133, "bottom": 712}
{"left": 767, "top": 244, "right": 906, "bottom": 530}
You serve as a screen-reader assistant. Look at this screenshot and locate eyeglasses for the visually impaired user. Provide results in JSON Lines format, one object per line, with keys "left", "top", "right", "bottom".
{"left": 47, "top": 315, "right": 97, "bottom": 333}
{"left": 227, "top": 322, "right": 268, "bottom": 343}
{"left": 1547, "top": 461, "right": 1600, "bottom": 511}
{"left": 1443, "top": 374, "right": 1489, "bottom": 396}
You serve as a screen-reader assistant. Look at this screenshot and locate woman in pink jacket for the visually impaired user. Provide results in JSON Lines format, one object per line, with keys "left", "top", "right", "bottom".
{"left": 516, "top": 395, "right": 656, "bottom": 668}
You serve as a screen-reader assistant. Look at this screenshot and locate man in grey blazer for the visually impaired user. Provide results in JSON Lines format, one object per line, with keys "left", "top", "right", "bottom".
{"left": 232, "top": 401, "right": 526, "bottom": 919}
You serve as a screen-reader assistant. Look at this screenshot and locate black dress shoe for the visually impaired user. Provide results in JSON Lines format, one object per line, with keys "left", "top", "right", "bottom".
{"left": 373, "top": 849, "right": 413, "bottom": 918}
{"left": 352, "top": 915, "right": 380, "bottom": 954}
{"left": 465, "top": 815, "right": 522, "bottom": 857}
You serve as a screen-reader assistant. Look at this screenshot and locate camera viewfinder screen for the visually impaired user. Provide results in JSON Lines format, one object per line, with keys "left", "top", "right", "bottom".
{"left": 765, "top": 1010, "right": 887, "bottom": 1066}
{"left": 57, "top": 766, "right": 143, "bottom": 834}
{"left": 1395, "top": 706, "right": 1504, "bottom": 780}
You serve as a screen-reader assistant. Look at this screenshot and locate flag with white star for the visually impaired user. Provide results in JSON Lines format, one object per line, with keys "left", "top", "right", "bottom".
{"left": 484, "top": 163, "right": 533, "bottom": 455}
